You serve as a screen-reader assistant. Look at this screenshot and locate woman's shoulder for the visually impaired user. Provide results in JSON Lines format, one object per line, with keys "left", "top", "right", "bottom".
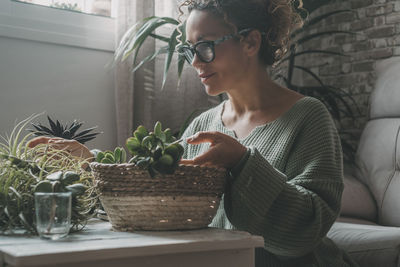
{"left": 290, "top": 96, "right": 332, "bottom": 120}
{"left": 190, "top": 101, "right": 224, "bottom": 127}
{"left": 181, "top": 101, "right": 224, "bottom": 136}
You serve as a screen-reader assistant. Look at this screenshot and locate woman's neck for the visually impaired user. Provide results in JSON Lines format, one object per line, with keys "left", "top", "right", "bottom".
{"left": 226, "top": 68, "right": 282, "bottom": 115}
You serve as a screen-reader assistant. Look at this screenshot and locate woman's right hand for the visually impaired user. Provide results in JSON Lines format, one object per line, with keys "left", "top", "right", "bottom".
{"left": 27, "top": 136, "right": 94, "bottom": 161}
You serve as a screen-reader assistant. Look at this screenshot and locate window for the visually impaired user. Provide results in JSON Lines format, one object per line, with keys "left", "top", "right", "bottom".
{"left": 0, "top": 0, "right": 115, "bottom": 51}
{"left": 12, "top": 0, "right": 114, "bottom": 17}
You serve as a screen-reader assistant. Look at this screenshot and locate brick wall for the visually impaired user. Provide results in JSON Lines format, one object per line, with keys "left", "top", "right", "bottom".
{"left": 295, "top": 0, "right": 400, "bottom": 154}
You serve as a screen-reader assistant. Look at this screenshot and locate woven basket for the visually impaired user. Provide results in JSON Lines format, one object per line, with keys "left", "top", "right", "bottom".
{"left": 90, "top": 162, "right": 227, "bottom": 231}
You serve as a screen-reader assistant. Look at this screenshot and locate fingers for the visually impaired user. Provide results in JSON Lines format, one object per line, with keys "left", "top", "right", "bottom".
{"left": 186, "top": 131, "right": 222, "bottom": 145}
{"left": 27, "top": 136, "right": 52, "bottom": 148}
{"left": 180, "top": 146, "right": 221, "bottom": 167}
{"left": 27, "top": 137, "right": 64, "bottom": 148}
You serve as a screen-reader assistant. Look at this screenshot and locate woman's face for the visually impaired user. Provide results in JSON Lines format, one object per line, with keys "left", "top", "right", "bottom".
{"left": 185, "top": 10, "right": 249, "bottom": 96}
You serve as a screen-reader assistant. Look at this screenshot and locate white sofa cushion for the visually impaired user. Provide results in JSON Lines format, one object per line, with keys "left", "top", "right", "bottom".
{"left": 328, "top": 221, "right": 400, "bottom": 267}
{"left": 340, "top": 174, "right": 377, "bottom": 222}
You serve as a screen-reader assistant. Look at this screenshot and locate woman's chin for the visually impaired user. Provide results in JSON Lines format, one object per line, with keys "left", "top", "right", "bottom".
{"left": 204, "top": 85, "right": 223, "bottom": 96}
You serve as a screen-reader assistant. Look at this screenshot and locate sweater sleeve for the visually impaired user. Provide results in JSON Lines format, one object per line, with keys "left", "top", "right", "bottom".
{"left": 224, "top": 105, "right": 344, "bottom": 258}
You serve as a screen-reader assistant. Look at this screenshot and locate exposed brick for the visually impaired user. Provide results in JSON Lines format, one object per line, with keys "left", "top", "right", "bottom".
{"left": 320, "top": 64, "right": 342, "bottom": 76}
{"left": 395, "top": 2, "right": 400, "bottom": 12}
{"left": 386, "top": 13, "right": 400, "bottom": 24}
{"left": 367, "top": 25, "right": 396, "bottom": 38}
{"left": 342, "top": 63, "right": 352, "bottom": 74}
{"left": 366, "top": 4, "right": 394, "bottom": 17}
{"left": 393, "top": 47, "right": 400, "bottom": 55}
{"left": 350, "top": 18, "right": 374, "bottom": 31}
{"left": 334, "top": 12, "right": 357, "bottom": 24}
{"left": 369, "top": 48, "right": 393, "bottom": 59}
{"left": 387, "top": 35, "right": 400, "bottom": 46}
{"left": 351, "top": 0, "right": 373, "bottom": 9}
{"left": 357, "top": 9, "right": 367, "bottom": 19}
{"left": 374, "top": 16, "right": 386, "bottom": 26}
{"left": 352, "top": 61, "right": 375, "bottom": 72}
{"left": 353, "top": 41, "right": 374, "bottom": 51}
{"left": 372, "top": 38, "right": 388, "bottom": 48}
{"left": 334, "top": 33, "right": 356, "bottom": 44}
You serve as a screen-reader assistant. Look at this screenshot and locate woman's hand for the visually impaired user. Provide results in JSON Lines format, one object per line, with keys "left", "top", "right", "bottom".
{"left": 27, "top": 136, "right": 94, "bottom": 161}
{"left": 180, "top": 131, "right": 247, "bottom": 169}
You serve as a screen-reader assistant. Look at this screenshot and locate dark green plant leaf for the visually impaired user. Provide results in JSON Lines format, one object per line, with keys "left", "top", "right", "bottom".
{"left": 132, "top": 46, "right": 169, "bottom": 73}
{"left": 149, "top": 33, "right": 170, "bottom": 43}
{"left": 297, "top": 30, "right": 355, "bottom": 45}
{"left": 280, "top": 50, "right": 347, "bottom": 64}
{"left": 162, "top": 28, "right": 180, "bottom": 89}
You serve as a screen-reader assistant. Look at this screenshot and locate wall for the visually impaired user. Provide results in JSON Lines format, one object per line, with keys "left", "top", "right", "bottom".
{"left": 296, "top": 0, "right": 400, "bottom": 151}
{"left": 0, "top": 1, "right": 117, "bottom": 150}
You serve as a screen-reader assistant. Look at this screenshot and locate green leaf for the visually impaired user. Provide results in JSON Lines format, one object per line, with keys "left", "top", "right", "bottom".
{"left": 62, "top": 171, "right": 80, "bottom": 185}
{"left": 142, "top": 135, "right": 155, "bottom": 150}
{"left": 104, "top": 153, "right": 115, "bottom": 163}
{"left": 101, "top": 158, "right": 114, "bottom": 164}
{"left": 66, "top": 183, "right": 87, "bottom": 196}
{"left": 34, "top": 181, "right": 52, "bottom": 193}
{"left": 154, "top": 121, "right": 162, "bottom": 138}
{"left": 297, "top": 30, "right": 355, "bottom": 45}
{"left": 126, "top": 137, "right": 141, "bottom": 153}
{"left": 46, "top": 171, "right": 63, "bottom": 181}
{"left": 114, "top": 147, "right": 122, "bottom": 163}
{"left": 120, "top": 148, "right": 127, "bottom": 163}
{"left": 126, "top": 17, "right": 179, "bottom": 64}
{"left": 162, "top": 28, "right": 180, "bottom": 89}
{"left": 96, "top": 151, "right": 105, "bottom": 163}
{"left": 149, "top": 33, "right": 170, "bottom": 42}
{"left": 281, "top": 50, "right": 347, "bottom": 63}
{"left": 132, "top": 46, "right": 169, "bottom": 73}
{"left": 164, "top": 128, "right": 173, "bottom": 143}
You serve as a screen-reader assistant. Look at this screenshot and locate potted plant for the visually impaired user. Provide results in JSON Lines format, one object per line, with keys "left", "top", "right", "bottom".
{"left": 90, "top": 122, "right": 227, "bottom": 231}
{"left": 0, "top": 114, "right": 99, "bottom": 234}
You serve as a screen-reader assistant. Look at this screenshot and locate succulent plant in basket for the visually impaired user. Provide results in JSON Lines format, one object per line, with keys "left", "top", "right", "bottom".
{"left": 94, "top": 121, "right": 184, "bottom": 178}
{"left": 90, "top": 121, "right": 226, "bottom": 231}
{"left": 125, "top": 122, "right": 184, "bottom": 177}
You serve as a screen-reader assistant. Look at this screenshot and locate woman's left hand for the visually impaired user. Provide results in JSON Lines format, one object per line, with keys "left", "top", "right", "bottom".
{"left": 180, "top": 131, "right": 247, "bottom": 169}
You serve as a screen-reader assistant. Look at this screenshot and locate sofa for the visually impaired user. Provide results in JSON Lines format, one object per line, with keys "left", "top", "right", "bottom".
{"left": 327, "top": 57, "right": 400, "bottom": 267}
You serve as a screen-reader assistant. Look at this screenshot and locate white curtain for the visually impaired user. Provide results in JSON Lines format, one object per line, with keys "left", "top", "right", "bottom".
{"left": 114, "top": 0, "right": 154, "bottom": 146}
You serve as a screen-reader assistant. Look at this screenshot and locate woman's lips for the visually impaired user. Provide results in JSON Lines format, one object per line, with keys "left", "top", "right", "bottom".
{"left": 199, "top": 72, "right": 216, "bottom": 83}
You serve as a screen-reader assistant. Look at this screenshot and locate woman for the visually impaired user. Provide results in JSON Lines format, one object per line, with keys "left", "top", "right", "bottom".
{"left": 175, "top": 0, "right": 357, "bottom": 266}
{"left": 28, "top": 0, "right": 357, "bottom": 265}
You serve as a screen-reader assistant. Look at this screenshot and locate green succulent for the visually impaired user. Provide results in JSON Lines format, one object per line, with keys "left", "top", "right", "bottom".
{"left": 126, "top": 122, "right": 184, "bottom": 177}
{"left": 95, "top": 147, "right": 127, "bottom": 164}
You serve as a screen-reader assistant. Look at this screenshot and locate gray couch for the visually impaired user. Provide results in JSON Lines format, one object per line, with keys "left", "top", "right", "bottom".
{"left": 327, "top": 57, "right": 400, "bottom": 267}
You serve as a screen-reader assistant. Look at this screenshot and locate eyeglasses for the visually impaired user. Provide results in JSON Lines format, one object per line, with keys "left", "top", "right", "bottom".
{"left": 177, "top": 28, "right": 253, "bottom": 64}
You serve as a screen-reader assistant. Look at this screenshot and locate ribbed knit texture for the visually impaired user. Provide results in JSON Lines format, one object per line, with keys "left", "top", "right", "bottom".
{"left": 181, "top": 97, "right": 358, "bottom": 267}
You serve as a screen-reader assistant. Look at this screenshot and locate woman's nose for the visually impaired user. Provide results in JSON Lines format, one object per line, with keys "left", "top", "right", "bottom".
{"left": 191, "top": 52, "right": 203, "bottom": 68}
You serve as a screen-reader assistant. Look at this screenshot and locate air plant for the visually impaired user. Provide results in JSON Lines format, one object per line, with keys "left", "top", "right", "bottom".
{"left": 0, "top": 114, "right": 99, "bottom": 234}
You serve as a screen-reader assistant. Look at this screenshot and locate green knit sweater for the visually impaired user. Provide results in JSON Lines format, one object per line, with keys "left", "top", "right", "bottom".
{"left": 181, "top": 97, "right": 357, "bottom": 267}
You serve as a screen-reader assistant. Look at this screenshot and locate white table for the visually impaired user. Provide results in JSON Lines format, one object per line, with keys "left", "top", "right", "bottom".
{"left": 0, "top": 220, "right": 264, "bottom": 267}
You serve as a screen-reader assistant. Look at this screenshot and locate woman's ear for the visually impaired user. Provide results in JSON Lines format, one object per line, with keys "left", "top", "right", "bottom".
{"left": 241, "top": 30, "right": 263, "bottom": 58}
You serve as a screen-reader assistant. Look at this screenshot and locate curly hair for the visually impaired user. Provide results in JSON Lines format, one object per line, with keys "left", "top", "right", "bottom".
{"left": 178, "top": 0, "right": 304, "bottom": 66}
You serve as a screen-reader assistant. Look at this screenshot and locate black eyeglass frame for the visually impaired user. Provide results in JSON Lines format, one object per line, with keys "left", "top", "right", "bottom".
{"left": 177, "top": 28, "right": 255, "bottom": 64}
